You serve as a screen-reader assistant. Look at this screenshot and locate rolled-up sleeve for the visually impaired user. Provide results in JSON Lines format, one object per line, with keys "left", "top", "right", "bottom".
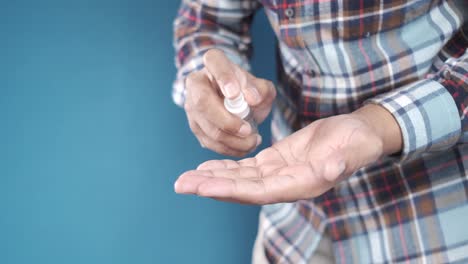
{"left": 368, "top": 39, "right": 468, "bottom": 162}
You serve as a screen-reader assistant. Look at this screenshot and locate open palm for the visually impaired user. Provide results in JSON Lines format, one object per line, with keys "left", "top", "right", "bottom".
{"left": 175, "top": 114, "right": 384, "bottom": 204}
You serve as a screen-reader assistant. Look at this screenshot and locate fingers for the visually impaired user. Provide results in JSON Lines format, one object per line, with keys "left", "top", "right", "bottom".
{"left": 197, "top": 157, "right": 257, "bottom": 170}
{"left": 179, "top": 167, "right": 260, "bottom": 182}
{"left": 201, "top": 137, "right": 251, "bottom": 157}
{"left": 185, "top": 70, "right": 251, "bottom": 137}
{"left": 175, "top": 170, "right": 268, "bottom": 204}
{"left": 174, "top": 167, "right": 305, "bottom": 204}
{"left": 188, "top": 119, "right": 251, "bottom": 157}
{"left": 198, "top": 177, "right": 268, "bottom": 204}
{"left": 241, "top": 71, "right": 276, "bottom": 107}
{"left": 197, "top": 159, "right": 241, "bottom": 170}
{"left": 203, "top": 49, "right": 276, "bottom": 124}
{"left": 174, "top": 153, "right": 296, "bottom": 204}
{"left": 194, "top": 114, "right": 260, "bottom": 151}
{"left": 203, "top": 49, "right": 244, "bottom": 99}
{"left": 174, "top": 143, "right": 335, "bottom": 204}
{"left": 187, "top": 114, "right": 260, "bottom": 156}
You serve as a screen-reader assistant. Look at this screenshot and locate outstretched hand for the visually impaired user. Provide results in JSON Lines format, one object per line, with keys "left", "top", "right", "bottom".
{"left": 175, "top": 105, "right": 402, "bottom": 204}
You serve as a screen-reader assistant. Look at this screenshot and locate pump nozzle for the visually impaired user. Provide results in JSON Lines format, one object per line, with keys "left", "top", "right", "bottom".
{"left": 224, "top": 92, "right": 258, "bottom": 134}
{"left": 224, "top": 93, "right": 250, "bottom": 119}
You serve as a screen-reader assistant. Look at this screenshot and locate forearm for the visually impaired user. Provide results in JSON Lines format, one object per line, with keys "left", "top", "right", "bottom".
{"left": 351, "top": 104, "right": 403, "bottom": 156}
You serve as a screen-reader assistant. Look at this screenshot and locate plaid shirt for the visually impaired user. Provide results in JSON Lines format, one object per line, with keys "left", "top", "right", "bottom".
{"left": 173, "top": 0, "right": 468, "bottom": 263}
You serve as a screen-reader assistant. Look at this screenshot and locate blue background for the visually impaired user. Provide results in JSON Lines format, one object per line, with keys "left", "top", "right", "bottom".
{"left": 0, "top": 1, "right": 275, "bottom": 264}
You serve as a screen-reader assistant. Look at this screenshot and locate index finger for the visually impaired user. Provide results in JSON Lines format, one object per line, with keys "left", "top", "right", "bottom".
{"left": 203, "top": 49, "right": 243, "bottom": 100}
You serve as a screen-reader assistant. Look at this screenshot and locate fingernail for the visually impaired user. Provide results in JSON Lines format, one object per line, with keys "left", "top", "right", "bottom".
{"left": 174, "top": 180, "right": 181, "bottom": 192}
{"left": 256, "top": 134, "right": 262, "bottom": 147}
{"left": 249, "top": 86, "right": 261, "bottom": 104}
{"left": 323, "top": 160, "right": 346, "bottom": 182}
{"left": 238, "top": 122, "right": 251, "bottom": 136}
{"left": 337, "top": 161, "right": 346, "bottom": 175}
{"left": 224, "top": 83, "right": 238, "bottom": 98}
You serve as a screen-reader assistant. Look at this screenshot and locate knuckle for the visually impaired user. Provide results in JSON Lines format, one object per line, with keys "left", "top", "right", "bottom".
{"left": 185, "top": 70, "right": 206, "bottom": 90}
{"left": 203, "top": 49, "right": 223, "bottom": 64}
{"left": 190, "top": 91, "right": 206, "bottom": 111}
{"left": 198, "top": 139, "right": 207, "bottom": 149}
{"left": 185, "top": 72, "right": 211, "bottom": 111}
{"left": 212, "top": 144, "right": 228, "bottom": 155}
{"left": 189, "top": 126, "right": 199, "bottom": 135}
{"left": 211, "top": 128, "right": 223, "bottom": 141}
{"left": 222, "top": 147, "right": 241, "bottom": 157}
{"left": 235, "top": 137, "right": 256, "bottom": 152}
{"left": 237, "top": 138, "right": 256, "bottom": 153}
{"left": 192, "top": 93, "right": 203, "bottom": 108}
{"left": 220, "top": 148, "right": 233, "bottom": 156}
{"left": 188, "top": 121, "right": 200, "bottom": 134}
{"left": 270, "top": 84, "right": 277, "bottom": 98}
{"left": 263, "top": 80, "right": 276, "bottom": 96}
{"left": 218, "top": 73, "right": 233, "bottom": 85}
{"left": 266, "top": 80, "right": 274, "bottom": 90}
{"left": 231, "top": 152, "right": 246, "bottom": 158}
{"left": 255, "top": 79, "right": 275, "bottom": 99}
{"left": 221, "top": 121, "right": 239, "bottom": 134}
{"left": 210, "top": 142, "right": 238, "bottom": 157}
{"left": 183, "top": 102, "right": 192, "bottom": 112}
{"left": 219, "top": 115, "right": 241, "bottom": 133}
{"left": 247, "top": 135, "right": 258, "bottom": 148}
{"left": 193, "top": 98, "right": 207, "bottom": 112}
{"left": 185, "top": 71, "right": 198, "bottom": 88}
{"left": 264, "top": 79, "right": 274, "bottom": 88}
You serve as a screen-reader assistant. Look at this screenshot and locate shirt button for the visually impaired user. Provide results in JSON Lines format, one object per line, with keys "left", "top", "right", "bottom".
{"left": 285, "top": 8, "right": 294, "bottom": 18}
{"left": 443, "top": 69, "right": 451, "bottom": 80}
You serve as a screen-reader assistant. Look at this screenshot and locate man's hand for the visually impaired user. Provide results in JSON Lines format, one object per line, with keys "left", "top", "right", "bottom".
{"left": 184, "top": 49, "right": 276, "bottom": 157}
{"left": 174, "top": 104, "right": 402, "bottom": 204}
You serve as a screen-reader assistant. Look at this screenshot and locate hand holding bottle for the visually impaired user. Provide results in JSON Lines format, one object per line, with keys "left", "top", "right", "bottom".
{"left": 183, "top": 49, "right": 276, "bottom": 157}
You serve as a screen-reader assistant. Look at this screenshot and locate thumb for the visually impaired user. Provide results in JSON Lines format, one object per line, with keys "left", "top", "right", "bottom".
{"left": 322, "top": 154, "right": 347, "bottom": 182}
{"left": 242, "top": 76, "right": 275, "bottom": 106}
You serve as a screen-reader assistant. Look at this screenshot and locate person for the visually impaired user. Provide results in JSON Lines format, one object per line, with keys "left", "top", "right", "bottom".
{"left": 172, "top": 0, "right": 468, "bottom": 263}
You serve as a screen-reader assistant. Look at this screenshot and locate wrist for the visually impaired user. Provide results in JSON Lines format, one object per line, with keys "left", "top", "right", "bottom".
{"left": 351, "top": 104, "right": 403, "bottom": 156}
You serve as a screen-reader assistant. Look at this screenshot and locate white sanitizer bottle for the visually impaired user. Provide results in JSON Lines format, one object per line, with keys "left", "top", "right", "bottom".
{"left": 224, "top": 93, "right": 258, "bottom": 134}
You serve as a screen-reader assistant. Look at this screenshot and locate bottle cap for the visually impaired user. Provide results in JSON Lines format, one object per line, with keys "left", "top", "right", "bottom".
{"left": 224, "top": 93, "right": 250, "bottom": 119}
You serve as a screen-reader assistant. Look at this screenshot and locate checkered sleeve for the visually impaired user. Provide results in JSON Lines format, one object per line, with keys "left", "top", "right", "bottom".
{"left": 172, "top": 0, "right": 260, "bottom": 107}
{"left": 369, "top": 49, "right": 468, "bottom": 162}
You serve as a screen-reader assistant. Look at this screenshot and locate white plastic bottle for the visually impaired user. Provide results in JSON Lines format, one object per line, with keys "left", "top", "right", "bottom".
{"left": 224, "top": 93, "right": 258, "bottom": 134}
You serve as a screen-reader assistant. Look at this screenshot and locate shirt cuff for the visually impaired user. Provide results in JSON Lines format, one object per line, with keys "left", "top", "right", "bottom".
{"left": 367, "top": 79, "right": 461, "bottom": 162}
